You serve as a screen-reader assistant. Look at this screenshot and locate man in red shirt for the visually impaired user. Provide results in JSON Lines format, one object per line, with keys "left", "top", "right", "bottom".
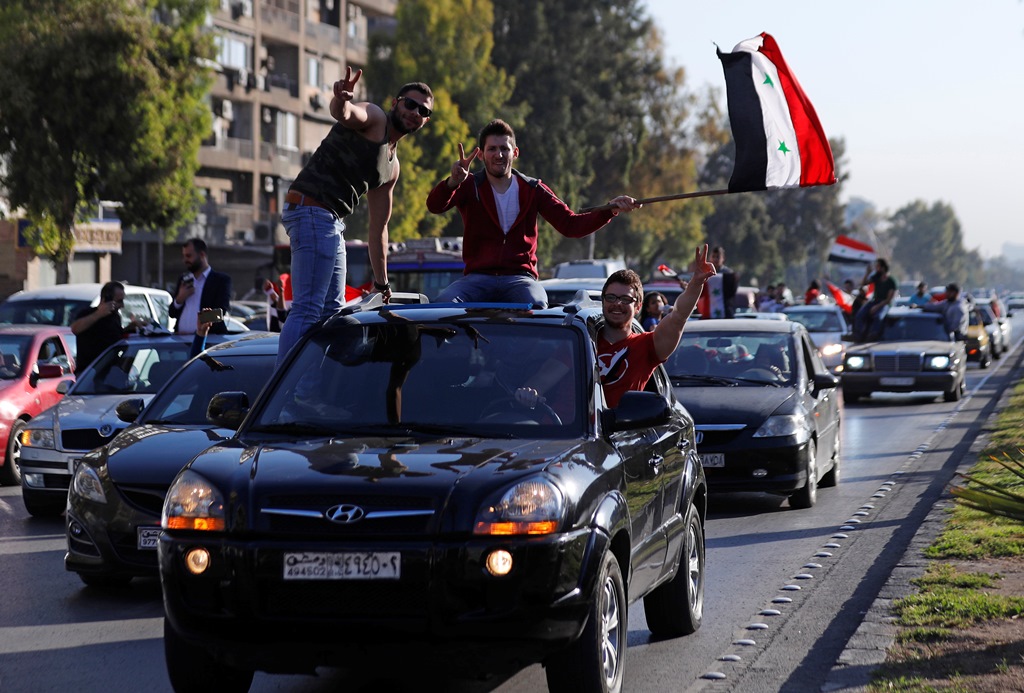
{"left": 597, "top": 246, "right": 715, "bottom": 407}
{"left": 426, "top": 119, "right": 639, "bottom": 307}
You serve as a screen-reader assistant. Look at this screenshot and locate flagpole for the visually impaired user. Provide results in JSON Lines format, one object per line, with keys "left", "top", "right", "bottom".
{"left": 579, "top": 188, "right": 731, "bottom": 213}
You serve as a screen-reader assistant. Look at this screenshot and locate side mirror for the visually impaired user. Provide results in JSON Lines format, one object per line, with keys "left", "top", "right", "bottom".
{"left": 604, "top": 391, "right": 670, "bottom": 432}
{"left": 116, "top": 398, "right": 146, "bottom": 423}
{"left": 207, "top": 391, "right": 250, "bottom": 429}
{"left": 56, "top": 379, "right": 73, "bottom": 395}
{"left": 813, "top": 372, "right": 839, "bottom": 390}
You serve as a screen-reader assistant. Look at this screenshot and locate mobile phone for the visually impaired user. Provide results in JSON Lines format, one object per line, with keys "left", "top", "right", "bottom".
{"left": 198, "top": 308, "right": 225, "bottom": 324}
{"left": 182, "top": 273, "right": 195, "bottom": 287}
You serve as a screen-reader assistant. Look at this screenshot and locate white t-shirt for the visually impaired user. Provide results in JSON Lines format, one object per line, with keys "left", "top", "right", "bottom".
{"left": 175, "top": 266, "right": 211, "bottom": 334}
{"left": 493, "top": 177, "right": 520, "bottom": 235}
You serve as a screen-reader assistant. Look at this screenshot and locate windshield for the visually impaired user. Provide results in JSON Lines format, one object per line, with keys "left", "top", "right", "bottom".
{"left": 141, "top": 352, "right": 277, "bottom": 425}
{"left": 784, "top": 310, "right": 844, "bottom": 332}
{"left": 0, "top": 299, "right": 90, "bottom": 326}
{"left": 880, "top": 315, "right": 950, "bottom": 342}
{"left": 250, "top": 321, "right": 584, "bottom": 438}
{"left": 72, "top": 341, "right": 193, "bottom": 395}
{"left": 666, "top": 331, "right": 796, "bottom": 386}
{"left": 0, "top": 335, "right": 31, "bottom": 379}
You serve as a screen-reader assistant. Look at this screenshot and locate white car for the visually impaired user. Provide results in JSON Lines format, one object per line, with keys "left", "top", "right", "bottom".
{"left": 538, "top": 277, "right": 606, "bottom": 306}
{"left": 782, "top": 304, "right": 848, "bottom": 373}
{"left": 0, "top": 283, "right": 173, "bottom": 330}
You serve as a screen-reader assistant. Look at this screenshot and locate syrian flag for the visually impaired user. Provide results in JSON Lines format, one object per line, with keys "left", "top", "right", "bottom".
{"left": 826, "top": 280, "right": 853, "bottom": 314}
{"left": 828, "top": 235, "right": 876, "bottom": 264}
{"left": 718, "top": 33, "right": 835, "bottom": 192}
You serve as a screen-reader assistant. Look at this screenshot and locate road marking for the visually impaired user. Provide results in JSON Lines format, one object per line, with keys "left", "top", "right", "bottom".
{"left": 0, "top": 618, "right": 163, "bottom": 654}
{"left": 0, "top": 535, "right": 65, "bottom": 556}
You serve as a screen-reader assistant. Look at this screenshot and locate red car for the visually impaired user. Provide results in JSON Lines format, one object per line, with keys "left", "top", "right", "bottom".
{"left": 0, "top": 325, "right": 76, "bottom": 485}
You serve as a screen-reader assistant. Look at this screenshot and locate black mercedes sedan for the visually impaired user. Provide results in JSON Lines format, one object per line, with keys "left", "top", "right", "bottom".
{"left": 158, "top": 300, "right": 707, "bottom": 692}
{"left": 64, "top": 334, "right": 278, "bottom": 588}
{"left": 664, "top": 319, "right": 841, "bottom": 509}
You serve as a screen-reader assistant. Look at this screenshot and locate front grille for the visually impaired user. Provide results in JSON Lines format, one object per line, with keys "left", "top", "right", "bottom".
{"left": 696, "top": 428, "right": 745, "bottom": 446}
{"left": 116, "top": 485, "right": 168, "bottom": 516}
{"left": 110, "top": 531, "right": 159, "bottom": 567}
{"left": 262, "top": 494, "right": 437, "bottom": 536}
{"left": 874, "top": 354, "right": 922, "bottom": 372}
{"left": 62, "top": 429, "right": 117, "bottom": 451}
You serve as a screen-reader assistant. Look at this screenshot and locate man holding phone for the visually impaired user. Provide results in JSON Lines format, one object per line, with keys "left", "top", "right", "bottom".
{"left": 169, "top": 238, "right": 232, "bottom": 335}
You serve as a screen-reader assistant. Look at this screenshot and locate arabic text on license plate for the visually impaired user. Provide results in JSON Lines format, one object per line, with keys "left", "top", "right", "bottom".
{"left": 137, "top": 526, "right": 161, "bottom": 550}
{"left": 879, "top": 377, "right": 914, "bottom": 386}
{"left": 283, "top": 552, "right": 401, "bottom": 580}
{"left": 701, "top": 453, "right": 725, "bottom": 468}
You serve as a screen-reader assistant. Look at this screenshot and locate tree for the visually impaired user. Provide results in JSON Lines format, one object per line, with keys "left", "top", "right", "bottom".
{"left": 0, "top": 0, "right": 214, "bottom": 283}
{"left": 368, "top": 0, "right": 517, "bottom": 241}
{"left": 888, "top": 200, "right": 967, "bottom": 284}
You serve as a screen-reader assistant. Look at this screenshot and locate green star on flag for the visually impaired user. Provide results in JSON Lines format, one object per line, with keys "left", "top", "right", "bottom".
{"left": 778, "top": 141, "right": 791, "bottom": 154}
{"left": 763, "top": 73, "right": 774, "bottom": 87}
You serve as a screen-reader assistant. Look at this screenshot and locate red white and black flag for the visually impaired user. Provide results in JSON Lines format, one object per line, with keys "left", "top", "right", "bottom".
{"left": 718, "top": 33, "right": 836, "bottom": 192}
{"left": 827, "top": 234, "right": 877, "bottom": 264}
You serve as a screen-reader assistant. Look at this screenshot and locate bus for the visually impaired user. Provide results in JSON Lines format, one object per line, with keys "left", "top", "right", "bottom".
{"left": 272, "top": 236, "right": 464, "bottom": 301}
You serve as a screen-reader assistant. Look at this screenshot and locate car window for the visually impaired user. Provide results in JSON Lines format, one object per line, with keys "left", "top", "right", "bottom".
{"left": 785, "top": 310, "right": 843, "bottom": 332}
{"left": 146, "top": 292, "right": 172, "bottom": 329}
{"left": 0, "top": 299, "right": 90, "bottom": 326}
{"left": 0, "top": 334, "right": 31, "bottom": 378}
{"left": 669, "top": 332, "right": 795, "bottom": 385}
{"left": 253, "top": 323, "right": 585, "bottom": 437}
{"left": 72, "top": 341, "right": 192, "bottom": 395}
{"left": 142, "top": 353, "right": 277, "bottom": 424}
{"left": 122, "top": 294, "right": 153, "bottom": 328}
{"left": 880, "top": 316, "right": 948, "bottom": 342}
{"left": 37, "top": 336, "right": 71, "bottom": 372}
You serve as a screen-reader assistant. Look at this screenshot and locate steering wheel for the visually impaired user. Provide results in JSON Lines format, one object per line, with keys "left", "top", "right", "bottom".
{"left": 479, "top": 396, "right": 563, "bottom": 425}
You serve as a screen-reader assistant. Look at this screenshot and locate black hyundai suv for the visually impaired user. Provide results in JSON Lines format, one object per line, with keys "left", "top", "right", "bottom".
{"left": 159, "top": 298, "right": 707, "bottom": 692}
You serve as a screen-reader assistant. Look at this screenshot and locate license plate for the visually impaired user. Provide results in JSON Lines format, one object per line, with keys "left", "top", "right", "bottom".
{"left": 283, "top": 552, "right": 401, "bottom": 580}
{"left": 700, "top": 453, "right": 725, "bottom": 468}
{"left": 136, "top": 526, "right": 161, "bottom": 550}
{"left": 879, "top": 377, "right": 914, "bottom": 386}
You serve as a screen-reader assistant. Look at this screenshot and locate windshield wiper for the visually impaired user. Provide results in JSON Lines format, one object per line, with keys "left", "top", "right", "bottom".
{"left": 247, "top": 422, "right": 337, "bottom": 436}
{"left": 332, "top": 422, "right": 482, "bottom": 438}
{"left": 669, "top": 374, "right": 741, "bottom": 386}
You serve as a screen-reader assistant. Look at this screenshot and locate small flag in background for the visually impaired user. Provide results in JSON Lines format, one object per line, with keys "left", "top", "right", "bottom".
{"left": 718, "top": 33, "right": 835, "bottom": 192}
{"left": 825, "top": 280, "right": 853, "bottom": 314}
{"left": 827, "top": 235, "right": 877, "bottom": 264}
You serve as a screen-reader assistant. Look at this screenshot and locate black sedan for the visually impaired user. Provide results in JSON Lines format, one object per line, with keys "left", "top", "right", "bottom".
{"left": 158, "top": 301, "right": 707, "bottom": 692}
{"left": 65, "top": 334, "right": 278, "bottom": 588}
{"left": 841, "top": 307, "right": 967, "bottom": 404}
{"left": 664, "top": 319, "right": 841, "bottom": 509}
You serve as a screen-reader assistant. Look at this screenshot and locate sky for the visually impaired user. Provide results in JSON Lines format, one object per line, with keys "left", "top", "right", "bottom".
{"left": 642, "top": 0, "right": 1024, "bottom": 259}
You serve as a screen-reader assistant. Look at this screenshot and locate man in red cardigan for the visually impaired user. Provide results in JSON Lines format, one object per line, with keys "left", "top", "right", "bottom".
{"left": 426, "top": 119, "right": 640, "bottom": 307}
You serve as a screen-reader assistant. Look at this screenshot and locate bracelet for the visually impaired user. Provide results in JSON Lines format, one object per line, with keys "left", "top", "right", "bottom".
{"left": 374, "top": 281, "right": 391, "bottom": 292}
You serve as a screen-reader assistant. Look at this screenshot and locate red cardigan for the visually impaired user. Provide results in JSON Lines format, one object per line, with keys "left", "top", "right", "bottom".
{"left": 426, "top": 170, "right": 615, "bottom": 278}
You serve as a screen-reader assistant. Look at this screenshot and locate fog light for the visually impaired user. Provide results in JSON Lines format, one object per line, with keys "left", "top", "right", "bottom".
{"left": 752, "top": 469, "right": 768, "bottom": 478}
{"left": 69, "top": 521, "right": 84, "bottom": 537}
{"left": 23, "top": 473, "right": 43, "bottom": 488}
{"left": 185, "top": 548, "right": 211, "bottom": 575}
{"left": 485, "top": 549, "right": 513, "bottom": 576}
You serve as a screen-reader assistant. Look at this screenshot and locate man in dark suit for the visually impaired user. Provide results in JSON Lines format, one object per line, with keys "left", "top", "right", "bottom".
{"left": 169, "top": 238, "right": 232, "bottom": 335}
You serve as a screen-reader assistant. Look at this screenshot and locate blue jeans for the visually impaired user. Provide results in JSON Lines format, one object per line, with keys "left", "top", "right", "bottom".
{"left": 854, "top": 302, "right": 887, "bottom": 341}
{"left": 277, "top": 206, "right": 346, "bottom": 367}
{"left": 436, "top": 273, "right": 548, "bottom": 307}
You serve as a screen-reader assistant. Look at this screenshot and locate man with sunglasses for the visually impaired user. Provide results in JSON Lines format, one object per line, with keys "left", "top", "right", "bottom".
{"left": 427, "top": 119, "right": 640, "bottom": 307}
{"left": 277, "top": 67, "right": 433, "bottom": 367}
{"left": 597, "top": 246, "right": 715, "bottom": 407}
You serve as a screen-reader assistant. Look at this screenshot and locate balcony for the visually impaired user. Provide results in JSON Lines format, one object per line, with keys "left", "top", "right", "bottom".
{"left": 260, "top": 1, "right": 300, "bottom": 37}
{"left": 200, "top": 137, "right": 256, "bottom": 169}
{"left": 351, "top": 0, "right": 397, "bottom": 17}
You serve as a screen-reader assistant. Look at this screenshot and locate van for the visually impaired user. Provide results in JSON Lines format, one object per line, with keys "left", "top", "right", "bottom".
{"left": 551, "top": 258, "right": 626, "bottom": 279}
{"left": 0, "top": 283, "right": 173, "bottom": 330}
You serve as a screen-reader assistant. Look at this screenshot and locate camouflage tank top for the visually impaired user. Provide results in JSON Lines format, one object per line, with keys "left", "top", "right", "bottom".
{"left": 291, "top": 120, "right": 395, "bottom": 218}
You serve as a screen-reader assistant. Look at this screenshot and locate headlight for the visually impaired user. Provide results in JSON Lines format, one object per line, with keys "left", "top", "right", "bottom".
{"left": 845, "top": 355, "right": 869, "bottom": 370}
{"left": 21, "top": 428, "right": 55, "bottom": 448}
{"left": 474, "top": 479, "right": 564, "bottom": 536}
{"left": 71, "top": 464, "right": 107, "bottom": 504}
{"left": 820, "top": 343, "right": 843, "bottom": 357}
{"left": 753, "top": 414, "right": 810, "bottom": 439}
{"left": 925, "top": 355, "right": 951, "bottom": 370}
{"left": 162, "top": 470, "right": 226, "bottom": 532}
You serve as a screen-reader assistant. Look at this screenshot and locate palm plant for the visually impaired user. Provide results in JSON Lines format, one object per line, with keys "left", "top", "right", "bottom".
{"left": 950, "top": 450, "right": 1024, "bottom": 523}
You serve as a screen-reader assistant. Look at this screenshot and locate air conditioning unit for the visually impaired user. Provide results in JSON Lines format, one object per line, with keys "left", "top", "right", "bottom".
{"left": 347, "top": 4, "right": 362, "bottom": 20}
{"left": 325, "top": 0, "right": 335, "bottom": 11}
{"left": 309, "top": 93, "right": 324, "bottom": 110}
{"left": 220, "top": 0, "right": 230, "bottom": 12}
{"left": 253, "top": 224, "right": 272, "bottom": 243}
{"left": 263, "top": 176, "right": 275, "bottom": 193}
{"left": 241, "top": 0, "right": 253, "bottom": 17}
{"left": 220, "top": 99, "right": 233, "bottom": 121}
{"left": 236, "top": 68, "right": 248, "bottom": 88}
{"left": 263, "top": 107, "right": 273, "bottom": 124}
{"left": 233, "top": 229, "right": 255, "bottom": 244}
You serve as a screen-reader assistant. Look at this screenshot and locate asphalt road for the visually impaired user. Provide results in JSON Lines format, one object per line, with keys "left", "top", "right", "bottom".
{"left": 1, "top": 318, "right": 1019, "bottom": 693}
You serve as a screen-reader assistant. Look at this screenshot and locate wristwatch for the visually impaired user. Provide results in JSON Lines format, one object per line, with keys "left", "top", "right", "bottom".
{"left": 374, "top": 280, "right": 391, "bottom": 292}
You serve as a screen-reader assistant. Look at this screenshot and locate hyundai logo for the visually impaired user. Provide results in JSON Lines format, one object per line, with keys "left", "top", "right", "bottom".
{"left": 325, "top": 504, "right": 365, "bottom": 524}
{"left": 695, "top": 431, "right": 704, "bottom": 445}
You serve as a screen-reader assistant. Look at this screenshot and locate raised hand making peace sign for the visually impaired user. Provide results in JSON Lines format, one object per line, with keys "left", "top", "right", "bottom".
{"left": 448, "top": 142, "right": 480, "bottom": 188}
{"left": 333, "top": 66, "right": 362, "bottom": 102}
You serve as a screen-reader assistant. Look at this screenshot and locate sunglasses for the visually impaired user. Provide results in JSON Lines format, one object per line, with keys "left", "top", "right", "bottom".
{"left": 398, "top": 96, "right": 432, "bottom": 118}
{"left": 602, "top": 293, "right": 638, "bottom": 306}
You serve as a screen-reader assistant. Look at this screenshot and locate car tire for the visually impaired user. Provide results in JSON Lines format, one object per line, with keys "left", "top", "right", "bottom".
{"left": 944, "top": 378, "right": 964, "bottom": 402}
{"left": 164, "top": 618, "right": 254, "bottom": 693}
{"left": 22, "top": 488, "right": 65, "bottom": 518}
{"left": 820, "top": 434, "right": 841, "bottom": 488}
{"left": 643, "top": 502, "right": 704, "bottom": 637}
{"left": 545, "top": 551, "right": 626, "bottom": 693}
{"left": 790, "top": 439, "right": 817, "bottom": 510}
{"left": 842, "top": 391, "right": 861, "bottom": 405}
{"left": 0, "top": 418, "right": 26, "bottom": 486}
